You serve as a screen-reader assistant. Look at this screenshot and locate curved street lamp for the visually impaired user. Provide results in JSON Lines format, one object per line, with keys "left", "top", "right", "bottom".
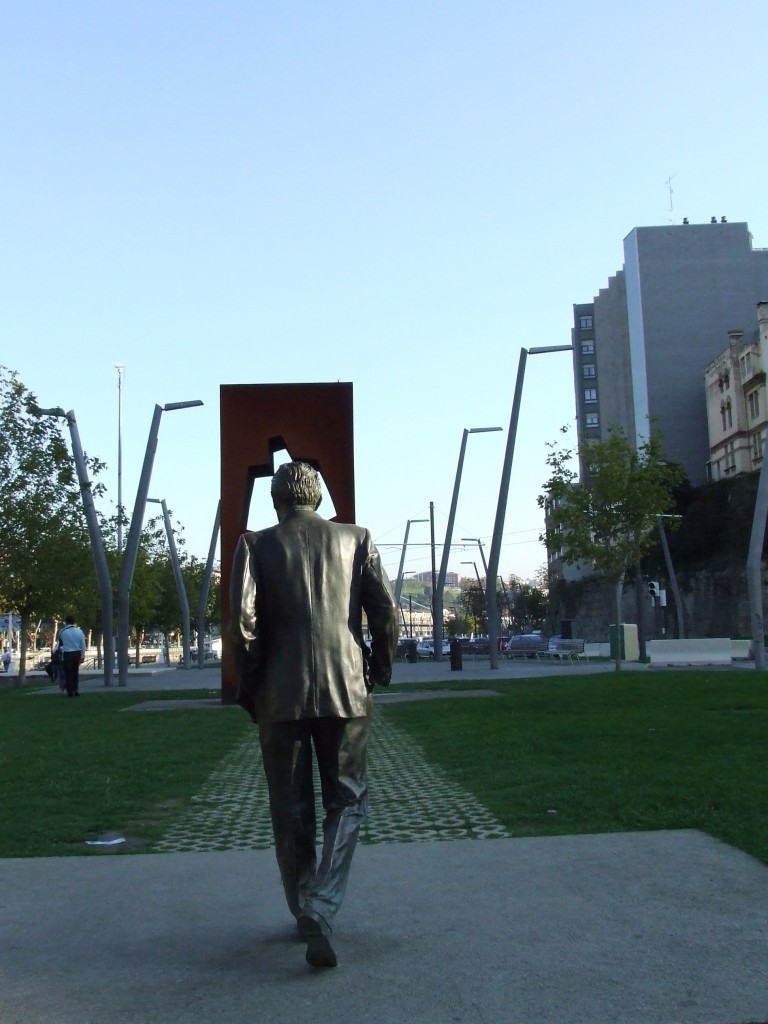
{"left": 434, "top": 426, "right": 502, "bottom": 660}
{"left": 34, "top": 405, "right": 114, "bottom": 685}
{"left": 393, "top": 518, "right": 428, "bottom": 609}
{"left": 487, "top": 346, "right": 572, "bottom": 668}
{"left": 117, "top": 400, "right": 203, "bottom": 686}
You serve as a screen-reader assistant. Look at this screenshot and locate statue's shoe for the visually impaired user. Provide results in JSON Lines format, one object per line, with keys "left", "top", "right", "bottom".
{"left": 297, "top": 914, "right": 337, "bottom": 968}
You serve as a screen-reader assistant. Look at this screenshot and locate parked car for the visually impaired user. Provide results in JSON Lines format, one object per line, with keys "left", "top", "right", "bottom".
{"left": 416, "top": 638, "right": 451, "bottom": 658}
{"left": 504, "top": 633, "right": 549, "bottom": 657}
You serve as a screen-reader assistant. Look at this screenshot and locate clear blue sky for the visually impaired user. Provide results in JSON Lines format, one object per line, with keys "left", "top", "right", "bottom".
{"left": 2, "top": 0, "right": 765, "bottom": 585}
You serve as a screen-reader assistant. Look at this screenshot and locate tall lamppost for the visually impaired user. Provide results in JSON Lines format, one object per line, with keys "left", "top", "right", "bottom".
{"left": 461, "top": 559, "right": 482, "bottom": 587}
{"left": 197, "top": 502, "right": 221, "bottom": 669}
{"left": 657, "top": 514, "right": 685, "bottom": 640}
{"left": 393, "top": 518, "right": 428, "bottom": 610}
{"left": 487, "top": 345, "right": 572, "bottom": 668}
{"left": 461, "top": 560, "right": 483, "bottom": 635}
{"left": 117, "top": 400, "right": 203, "bottom": 686}
{"left": 464, "top": 537, "right": 514, "bottom": 634}
{"left": 396, "top": 571, "right": 416, "bottom": 636}
{"left": 461, "top": 537, "right": 488, "bottom": 575}
{"left": 434, "top": 426, "right": 502, "bottom": 661}
{"left": 34, "top": 406, "right": 115, "bottom": 685}
{"left": 115, "top": 364, "right": 125, "bottom": 551}
{"left": 148, "top": 498, "right": 191, "bottom": 669}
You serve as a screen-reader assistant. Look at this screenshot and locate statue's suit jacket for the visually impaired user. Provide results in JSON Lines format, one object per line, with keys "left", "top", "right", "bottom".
{"left": 229, "top": 508, "right": 398, "bottom": 724}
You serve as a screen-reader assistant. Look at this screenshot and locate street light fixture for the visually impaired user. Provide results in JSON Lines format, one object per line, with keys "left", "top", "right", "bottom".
{"left": 393, "top": 519, "right": 429, "bottom": 609}
{"left": 461, "top": 537, "right": 488, "bottom": 575}
{"left": 434, "top": 426, "right": 502, "bottom": 661}
{"left": 34, "top": 406, "right": 115, "bottom": 686}
{"left": 117, "top": 400, "right": 203, "bottom": 686}
{"left": 486, "top": 345, "right": 573, "bottom": 668}
{"left": 461, "top": 560, "right": 482, "bottom": 586}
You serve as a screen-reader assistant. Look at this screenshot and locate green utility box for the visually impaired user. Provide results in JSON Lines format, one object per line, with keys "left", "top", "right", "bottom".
{"left": 608, "top": 623, "right": 639, "bottom": 661}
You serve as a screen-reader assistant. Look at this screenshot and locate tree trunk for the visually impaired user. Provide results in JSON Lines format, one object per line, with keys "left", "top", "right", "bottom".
{"left": 613, "top": 574, "right": 625, "bottom": 672}
{"left": 18, "top": 611, "right": 29, "bottom": 685}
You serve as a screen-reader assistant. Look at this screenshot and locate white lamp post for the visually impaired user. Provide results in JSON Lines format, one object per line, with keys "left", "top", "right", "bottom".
{"left": 116, "top": 400, "right": 203, "bottom": 686}
{"left": 434, "top": 427, "right": 502, "bottom": 661}
{"left": 487, "top": 346, "right": 572, "bottom": 668}
{"left": 393, "top": 518, "right": 428, "bottom": 610}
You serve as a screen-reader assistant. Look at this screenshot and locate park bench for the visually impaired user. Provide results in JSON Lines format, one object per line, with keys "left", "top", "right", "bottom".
{"left": 506, "top": 642, "right": 548, "bottom": 660}
{"left": 537, "top": 639, "right": 588, "bottom": 664}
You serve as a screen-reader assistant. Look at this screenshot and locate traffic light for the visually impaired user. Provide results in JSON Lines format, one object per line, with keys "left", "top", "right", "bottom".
{"left": 648, "top": 581, "right": 659, "bottom": 599}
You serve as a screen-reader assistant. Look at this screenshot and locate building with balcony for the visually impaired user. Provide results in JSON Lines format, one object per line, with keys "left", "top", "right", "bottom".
{"left": 704, "top": 303, "right": 768, "bottom": 480}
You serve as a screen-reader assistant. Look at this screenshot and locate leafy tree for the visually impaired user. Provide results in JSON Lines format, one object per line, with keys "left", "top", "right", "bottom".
{"left": 0, "top": 367, "right": 104, "bottom": 682}
{"left": 506, "top": 576, "right": 547, "bottom": 634}
{"left": 183, "top": 555, "right": 221, "bottom": 640}
{"left": 456, "top": 581, "right": 488, "bottom": 635}
{"left": 539, "top": 428, "right": 683, "bottom": 670}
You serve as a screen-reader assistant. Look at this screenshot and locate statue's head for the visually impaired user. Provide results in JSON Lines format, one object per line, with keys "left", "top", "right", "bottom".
{"left": 271, "top": 461, "right": 323, "bottom": 515}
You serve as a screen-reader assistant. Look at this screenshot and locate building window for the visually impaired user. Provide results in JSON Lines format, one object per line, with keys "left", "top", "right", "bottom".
{"left": 585, "top": 413, "right": 599, "bottom": 428}
{"left": 752, "top": 431, "right": 764, "bottom": 462}
{"left": 583, "top": 364, "right": 596, "bottom": 378}
{"left": 748, "top": 390, "right": 760, "bottom": 420}
{"left": 579, "top": 315, "right": 593, "bottom": 330}
{"left": 581, "top": 341, "right": 595, "bottom": 355}
{"left": 725, "top": 442, "right": 736, "bottom": 473}
{"left": 740, "top": 352, "right": 753, "bottom": 380}
{"left": 584, "top": 388, "right": 597, "bottom": 403}
{"left": 720, "top": 399, "right": 733, "bottom": 430}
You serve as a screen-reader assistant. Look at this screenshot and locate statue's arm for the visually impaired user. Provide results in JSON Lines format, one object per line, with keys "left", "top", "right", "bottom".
{"left": 229, "top": 534, "right": 262, "bottom": 719}
{"left": 360, "top": 533, "right": 398, "bottom": 686}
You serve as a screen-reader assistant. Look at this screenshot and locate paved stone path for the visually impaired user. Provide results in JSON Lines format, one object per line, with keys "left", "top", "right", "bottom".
{"left": 154, "top": 706, "right": 511, "bottom": 852}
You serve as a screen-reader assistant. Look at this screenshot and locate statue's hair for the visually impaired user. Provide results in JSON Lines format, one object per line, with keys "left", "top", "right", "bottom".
{"left": 271, "top": 461, "right": 323, "bottom": 509}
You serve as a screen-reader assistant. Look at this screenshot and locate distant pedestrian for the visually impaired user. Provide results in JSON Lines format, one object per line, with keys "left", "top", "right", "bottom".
{"left": 1, "top": 648, "right": 10, "bottom": 672}
{"left": 58, "top": 616, "right": 86, "bottom": 697}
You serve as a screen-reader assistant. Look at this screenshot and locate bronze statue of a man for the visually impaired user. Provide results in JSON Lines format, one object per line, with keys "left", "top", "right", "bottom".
{"left": 229, "top": 461, "right": 398, "bottom": 967}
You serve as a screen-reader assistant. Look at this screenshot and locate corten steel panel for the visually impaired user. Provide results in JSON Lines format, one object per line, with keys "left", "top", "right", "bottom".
{"left": 219, "top": 383, "right": 355, "bottom": 704}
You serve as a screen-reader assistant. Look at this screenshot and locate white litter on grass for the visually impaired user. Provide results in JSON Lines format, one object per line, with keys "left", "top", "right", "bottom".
{"left": 85, "top": 838, "right": 126, "bottom": 846}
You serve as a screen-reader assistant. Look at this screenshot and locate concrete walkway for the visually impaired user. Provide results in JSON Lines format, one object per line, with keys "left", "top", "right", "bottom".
{"left": 2, "top": 663, "right": 768, "bottom": 1023}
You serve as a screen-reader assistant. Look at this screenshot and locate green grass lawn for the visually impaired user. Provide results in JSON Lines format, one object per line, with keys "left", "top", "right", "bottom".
{"left": 381, "top": 670, "right": 768, "bottom": 863}
{"left": 0, "top": 687, "right": 250, "bottom": 857}
{"left": 1, "top": 670, "right": 767, "bottom": 863}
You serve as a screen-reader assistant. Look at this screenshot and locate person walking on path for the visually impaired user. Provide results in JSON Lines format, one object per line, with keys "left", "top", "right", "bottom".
{"left": 229, "top": 461, "right": 398, "bottom": 968}
{"left": 58, "top": 616, "right": 86, "bottom": 697}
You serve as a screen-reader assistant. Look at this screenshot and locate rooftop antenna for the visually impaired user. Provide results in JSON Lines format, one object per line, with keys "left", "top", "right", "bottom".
{"left": 665, "top": 173, "right": 678, "bottom": 224}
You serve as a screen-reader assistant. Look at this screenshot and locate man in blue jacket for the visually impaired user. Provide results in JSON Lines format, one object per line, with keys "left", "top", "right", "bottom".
{"left": 229, "top": 461, "right": 398, "bottom": 968}
{"left": 59, "top": 615, "right": 86, "bottom": 697}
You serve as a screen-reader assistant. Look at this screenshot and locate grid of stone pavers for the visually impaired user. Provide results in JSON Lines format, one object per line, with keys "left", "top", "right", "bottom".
{"left": 154, "top": 707, "right": 511, "bottom": 853}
